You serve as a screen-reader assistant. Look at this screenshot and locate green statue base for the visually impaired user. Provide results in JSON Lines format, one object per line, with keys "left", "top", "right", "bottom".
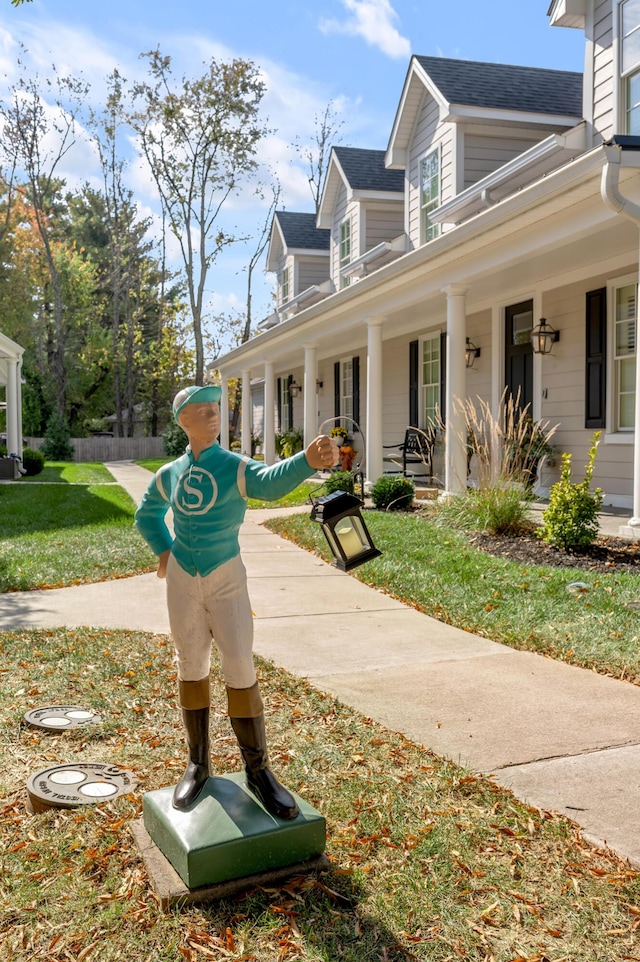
{"left": 141, "top": 772, "right": 326, "bottom": 892}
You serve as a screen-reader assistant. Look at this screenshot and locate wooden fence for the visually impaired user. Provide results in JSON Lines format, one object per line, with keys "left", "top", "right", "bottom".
{"left": 25, "top": 436, "right": 166, "bottom": 463}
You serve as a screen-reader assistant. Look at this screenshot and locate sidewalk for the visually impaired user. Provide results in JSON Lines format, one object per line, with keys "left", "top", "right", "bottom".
{"left": 2, "top": 461, "right": 640, "bottom": 870}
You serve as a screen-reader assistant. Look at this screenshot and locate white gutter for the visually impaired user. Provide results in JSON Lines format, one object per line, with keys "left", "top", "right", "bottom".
{"left": 601, "top": 142, "right": 640, "bottom": 528}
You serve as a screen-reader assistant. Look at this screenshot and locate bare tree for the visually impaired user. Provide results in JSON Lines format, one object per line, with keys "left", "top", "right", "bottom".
{"left": 296, "top": 100, "right": 344, "bottom": 215}
{"left": 130, "top": 49, "right": 269, "bottom": 383}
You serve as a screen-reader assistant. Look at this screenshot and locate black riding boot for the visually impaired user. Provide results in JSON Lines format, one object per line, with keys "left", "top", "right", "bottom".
{"left": 172, "top": 707, "right": 210, "bottom": 810}
{"left": 230, "top": 713, "right": 299, "bottom": 820}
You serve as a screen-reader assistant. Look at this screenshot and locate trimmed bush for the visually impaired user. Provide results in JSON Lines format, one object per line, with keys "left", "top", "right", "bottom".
{"left": 162, "top": 419, "right": 189, "bottom": 458}
{"left": 323, "top": 471, "right": 355, "bottom": 495}
{"left": 539, "top": 432, "right": 604, "bottom": 551}
{"left": 433, "top": 483, "right": 531, "bottom": 536}
{"left": 371, "top": 475, "right": 415, "bottom": 511}
{"left": 22, "top": 447, "right": 45, "bottom": 476}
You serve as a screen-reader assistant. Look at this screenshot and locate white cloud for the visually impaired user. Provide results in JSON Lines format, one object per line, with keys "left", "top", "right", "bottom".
{"left": 319, "top": 0, "right": 411, "bottom": 59}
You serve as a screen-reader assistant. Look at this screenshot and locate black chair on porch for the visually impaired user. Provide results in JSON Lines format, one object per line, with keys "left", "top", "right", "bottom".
{"left": 382, "top": 425, "right": 438, "bottom": 483}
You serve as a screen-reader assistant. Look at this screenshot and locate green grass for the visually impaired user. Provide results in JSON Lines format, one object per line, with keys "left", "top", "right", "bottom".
{"left": 0, "top": 481, "right": 156, "bottom": 591}
{"left": 19, "top": 461, "right": 116, "bottom": 484}
{"left": 1, "top": 626, "right": 638, "bottom": 961}
{"left": 264, "top": 510, "right": 640, "bottom": 685}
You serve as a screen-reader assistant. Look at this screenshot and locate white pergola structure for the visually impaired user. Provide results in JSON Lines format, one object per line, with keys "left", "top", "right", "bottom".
{"left": 0, "top": 332, "right": 24, "bottom": 458}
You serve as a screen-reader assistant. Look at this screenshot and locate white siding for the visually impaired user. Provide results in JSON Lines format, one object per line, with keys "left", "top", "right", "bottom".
{"left": 364, "top": 204, "right": 405, "bottom": 249}
{"left": 330, "top": 187, "right": 359, "bottom": 287}
{"left": 463, "top": 133, "right": 550, "bottom": 190}
{"left": 541, "top": 270, "right": 634, "bottom": 503}
{"left": 297, "top": 255, "right": 330, "bottom": 293}
{"left": 406, "top": 93, "right": 454, "bottom": 250}
{"left": 592, "top": 0, "right": 615, "bottom": 142}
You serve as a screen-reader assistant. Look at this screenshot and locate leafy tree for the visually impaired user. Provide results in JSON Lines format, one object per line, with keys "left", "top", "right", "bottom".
{"left": 130, "top": 49, "right": 268, "bottom": 382}
{"left": 0, "top": 55, "right": 89, "bottom": 414}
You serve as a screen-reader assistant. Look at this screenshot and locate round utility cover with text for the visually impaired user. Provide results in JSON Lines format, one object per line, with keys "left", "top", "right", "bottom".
{"left": 27, "top": 763, "right": 137, "bottom": 812}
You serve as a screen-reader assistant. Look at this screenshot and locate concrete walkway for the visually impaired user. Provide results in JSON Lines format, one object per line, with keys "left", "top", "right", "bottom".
{"left": 2, "top": 461, "right": 640, "bottom": 869}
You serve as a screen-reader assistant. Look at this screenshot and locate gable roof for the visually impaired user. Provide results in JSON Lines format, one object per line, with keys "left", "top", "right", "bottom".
{"left": 317, "top": 146, "right": 405, "bottom": 228}
{"left": 387, "top": 55, "right": 584, "bottom": 168}
{"left": 266, "top": 211, "right": 330, "bottom": 273}
{"left": 333, "top": 147, "right": 405, "bottom": 193}
{"left": 414, "top": 56, "right": 582, "bottom": 117}
{"left": 274, "top": 211, "right": 330, "bottom": 252}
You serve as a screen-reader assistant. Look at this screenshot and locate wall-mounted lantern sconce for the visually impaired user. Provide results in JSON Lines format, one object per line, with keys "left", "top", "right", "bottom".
{"left": 289, "top": 379, "right": 301, "bottom": 398}
{"left": 530, "top": 318, "right": 560, "bottom": 355}
{"left": 465, "top": 338, "right": 481, "bottom": 369}
{"left": 310, "top": 490, "right": 381, "bottom": 572}
{"left": 316, "top": 379, "right": 323, "bottom": 391}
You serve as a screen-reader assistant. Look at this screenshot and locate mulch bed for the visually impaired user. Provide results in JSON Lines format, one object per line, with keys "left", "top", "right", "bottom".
{"left": 468, "top": 527, "right": 640, "bottom": 574}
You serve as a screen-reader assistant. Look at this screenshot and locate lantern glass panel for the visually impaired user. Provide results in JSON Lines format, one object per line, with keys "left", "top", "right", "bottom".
{"left": 334, "top": 516, "right": 369, "bottom": 561}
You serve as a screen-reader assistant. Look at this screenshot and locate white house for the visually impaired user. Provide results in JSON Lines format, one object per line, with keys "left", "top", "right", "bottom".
{"left": 0, "top": 330, "right": 24, "bottom": 460}
{"left": 214, "top": 0, "right": 640, "bottom": 536}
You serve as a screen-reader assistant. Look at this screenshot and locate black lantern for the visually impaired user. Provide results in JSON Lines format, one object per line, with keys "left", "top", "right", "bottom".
{"left": 465, "top": 337, "right": 481, "bottom": 368}
{"left": 310, "top": 490, "right": 381, "bottom": 571}
{"left": 530, "top": 318, "right": 559, "bottom": 355}
{"left": 289, "top": 379, "right": 301, "bottom": 397}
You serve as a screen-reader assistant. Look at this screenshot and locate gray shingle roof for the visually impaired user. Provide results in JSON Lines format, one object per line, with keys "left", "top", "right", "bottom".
{"left": 274, "top": 211, "right": 329, "bottom": 251}
{"left": 333, "top": 147, "right": 405, "bottom": 192}
{"left": 415, "top": 56, "right": 583, "bottom": 117}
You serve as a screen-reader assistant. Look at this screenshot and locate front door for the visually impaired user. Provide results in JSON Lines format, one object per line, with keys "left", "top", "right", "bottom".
{"left": 505, "top": 300, "right": 533, "bottom": 412}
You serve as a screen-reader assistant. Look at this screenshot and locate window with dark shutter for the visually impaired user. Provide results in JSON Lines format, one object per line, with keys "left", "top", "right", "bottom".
{"left": 352, "top": 356, "right": 360, "bottom": 427}
{"left": 409, "top": 340, "right": 419, "bottom": 425}
{"left": 585, "top": 287, "right": 606, "bottom": 429}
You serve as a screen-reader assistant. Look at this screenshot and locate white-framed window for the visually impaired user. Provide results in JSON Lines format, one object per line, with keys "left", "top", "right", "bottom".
{"left": 340, "top": 357, "right": 353, "bottom": 420}
{"left": 421, "top": 332, "right": 441, "bottom": 427}
{"left": 339, "top": 219, "right": 351, "bottom": 290}
{"left": 279, "top": 266, "right": 290, "bottom": 305}
{"left": 621, "top": 0, "right": 640, "bottom": 133}
{"left": 420, "top": 147, "right": 441, "bottom": 244}
{"left": 280, "top": 377, "right": 292, "bottom": 432}
{"left": 612, "top": 278, "right": 637, "bottom": 432}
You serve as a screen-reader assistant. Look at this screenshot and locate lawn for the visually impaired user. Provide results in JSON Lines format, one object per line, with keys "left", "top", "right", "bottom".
{"left": 264, "top": 510, "right": 640, "bottom": 686}
{"left": 0, "top": 470, "right": 156, "bottom": 591}
{"left": 1, "top": 625, "right": 639, "bottom": 962}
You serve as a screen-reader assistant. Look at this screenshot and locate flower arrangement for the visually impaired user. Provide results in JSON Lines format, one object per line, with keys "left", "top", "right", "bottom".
{"left": 338, "top": 445, "right": 356, "bottom": 472}
{"left": 329, "top": 426, "right": 348, "bottom": 442}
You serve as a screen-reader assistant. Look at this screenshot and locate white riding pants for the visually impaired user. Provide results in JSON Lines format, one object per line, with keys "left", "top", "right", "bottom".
{"left": 165, "top": 552, "right": 256, "bottom": 689}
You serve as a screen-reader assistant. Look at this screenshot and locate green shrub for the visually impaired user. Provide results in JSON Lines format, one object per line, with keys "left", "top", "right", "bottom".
{"left": 21, "top": 447, "right": 45, "bottom": 476}
{"left": 0, "top": 444, "right": 6, "bottom": 457}
{"left": 162, "top": 419, "right": 189, "bottom": 458}
{"left": 323, "top": 471, "right": 355, "bottom": 495}
{"left": 276, "top": 429, "right": 304, "bottom": 459}
{"left": 539, "top": 432, "right": 604, "bottom": 551}
{"left": 371, "top": 475, "right": 415, "bottom": 511}
{"left": 434, "top": 483, "right": 531, "bottom": 535}
{"left": 40, "top": 412, "right": 74, "bottom": 461}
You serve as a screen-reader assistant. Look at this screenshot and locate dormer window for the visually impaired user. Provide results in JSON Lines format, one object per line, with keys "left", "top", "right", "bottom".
{"left": 621, "top": 0, "right": 640, "bottom": 133}
{"left": 279, "top": 266, "right": 290, "bottom": 305}
{"left": 420, "top": 147, "right": 441, "bottom": 243}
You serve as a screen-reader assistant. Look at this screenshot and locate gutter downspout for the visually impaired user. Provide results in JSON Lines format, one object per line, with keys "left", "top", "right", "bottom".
{"left": 601, "top": 143, "right": 640, "bottom": 530}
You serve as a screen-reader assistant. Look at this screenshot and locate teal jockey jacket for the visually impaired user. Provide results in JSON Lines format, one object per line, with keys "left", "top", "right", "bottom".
{"left": 135, "top": 443, "right": 314, "bottom": 577}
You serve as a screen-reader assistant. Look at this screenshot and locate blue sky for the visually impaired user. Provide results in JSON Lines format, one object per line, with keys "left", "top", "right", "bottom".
{"left": 2, "top": 0, "right": 586, "bottom": 335}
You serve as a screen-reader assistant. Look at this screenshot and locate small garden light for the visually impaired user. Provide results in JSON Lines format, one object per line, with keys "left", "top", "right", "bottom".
{"left": 310, "top": 490, "right": 381, "bottom": 571}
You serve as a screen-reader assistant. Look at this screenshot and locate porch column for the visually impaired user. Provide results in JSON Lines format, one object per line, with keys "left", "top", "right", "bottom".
{"left": 263, "top": 361, "right": 276, "bottom": 465}
{"left": 444, "top": 285, "right": 468, "bottom": 496}
{"left": 631, "top": 228, "right": 640, "bottom": 528}
{"left": 5, "top": 356, "right": 20, "bottom": 456}
{"left": 241, "top": 369, "right": 251, "bottom": 456}
{"left": 366, "top": 319, "right": 384, "bottom": 485}
{"left": 219, "top": 374, "right": 229, "bottom": 449}
{"left": 303, "top": 344, "right": 318, "bottom": 446}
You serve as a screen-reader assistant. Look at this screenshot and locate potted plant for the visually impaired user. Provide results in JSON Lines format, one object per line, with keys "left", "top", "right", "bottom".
{"left": 329, "top": 426, "right": 349, "bottom": 444}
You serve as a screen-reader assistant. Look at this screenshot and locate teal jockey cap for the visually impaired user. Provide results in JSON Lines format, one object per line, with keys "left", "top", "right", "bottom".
{"left": 172, "top": 384, "right": 222, "bottom": 422}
